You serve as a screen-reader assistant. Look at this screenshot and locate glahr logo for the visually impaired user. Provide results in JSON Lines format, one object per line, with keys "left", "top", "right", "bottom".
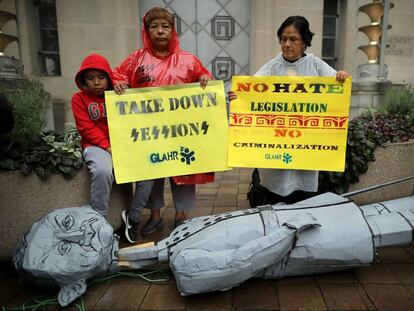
{"left": 264, "top": 152, "right": 293, "bottom": 164}
{"left": 150, "top": 146, "right": 196, "bottom": 165}
{"left": 180, "top": 147, "right": 196, "bottom": 165}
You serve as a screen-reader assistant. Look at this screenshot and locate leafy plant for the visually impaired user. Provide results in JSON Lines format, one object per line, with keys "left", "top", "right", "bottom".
{"left": 0, "top": 127, "right": 84, "bottom": 180}
{"left": 379, "top": 83, "right": 414, "bottom": 124}
{"left": 319, "top": 109, "right": 414, "bottom": 194}
{"left": 0, "top": 77, "right": 84, "bottom": 180}
{"left": 0, "top": 77, "right": 49, "bottom": 144}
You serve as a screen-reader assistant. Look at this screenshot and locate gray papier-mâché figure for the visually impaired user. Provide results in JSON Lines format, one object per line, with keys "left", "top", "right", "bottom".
{"left": 13, "top": 192, "right": 414, "bottom": 307}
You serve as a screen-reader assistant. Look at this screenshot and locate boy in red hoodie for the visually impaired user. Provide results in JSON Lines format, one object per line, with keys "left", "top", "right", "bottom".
{"left": 72, "top": 53, "right": 153, "bottom": 244}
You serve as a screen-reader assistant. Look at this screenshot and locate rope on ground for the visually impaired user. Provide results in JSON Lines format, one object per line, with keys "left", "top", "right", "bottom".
{"left": 1, "top": 268, "right": 169, "bottom": 311}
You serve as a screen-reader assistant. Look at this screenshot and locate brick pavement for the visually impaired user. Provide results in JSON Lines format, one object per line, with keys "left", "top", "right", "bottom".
{"left": 2, "top": 168, "right": 414, "bottom": 310}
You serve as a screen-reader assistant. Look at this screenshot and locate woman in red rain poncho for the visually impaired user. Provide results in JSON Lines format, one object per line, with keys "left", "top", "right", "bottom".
{"left": 113, "top": 7, "right": 214, "bottom": 234}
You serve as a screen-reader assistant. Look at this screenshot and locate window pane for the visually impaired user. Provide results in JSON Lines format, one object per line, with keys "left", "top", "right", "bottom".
{"left": 324, "top": 0, "right": 338, "bottom": 15}
{"left": 36, "top": 0, "right": 60, "bottom": 76}
{"left": 323, "top": 58, "right": 336, "bottom": 69}
{"left": 40, "top": 30, "right": 59, "bottom": 51}
{"left": 42, "top": 53, "right": 61, "bottom": 76}
{"left": 322, "top": 38, "right": 335, "bottom": 57}
{"left": 38, "top": 6, "right": 57, "bottom": 28}
{"left": 323, "top": 17, "right": 336, "bottom": 37}
{"left": 39, "top": 0, "right": 56, "bottom": 5}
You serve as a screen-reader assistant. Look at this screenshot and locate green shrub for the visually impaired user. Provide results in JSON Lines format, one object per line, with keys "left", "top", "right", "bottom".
{"left": 379, "top": 83, "right": 414, "bottom": 124}
{"left": 0, "top": 127, "right": 84, "bottom": 180}
{"left": 0, "top": 77, "right": 49, "bottom": 143}
{"left": 319, "top": 109, "right": 414, "bottom": 194}
{"left": 0, "top": 78, "right": 84, "bottom": 179}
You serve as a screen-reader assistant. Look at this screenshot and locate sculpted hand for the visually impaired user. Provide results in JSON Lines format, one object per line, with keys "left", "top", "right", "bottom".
{"left": 199, "top": 74, "right": 210, "bottom": 89}
{"left": 114, "top": 82, "right": 129, "bottom": 94}
{"left": 336, "top": 70, "right": 349, "bottom": 83}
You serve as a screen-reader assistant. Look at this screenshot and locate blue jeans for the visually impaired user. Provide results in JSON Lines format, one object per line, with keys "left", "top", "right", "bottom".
{"left": 83, "top": 146, "right": 153, "bottom": 222}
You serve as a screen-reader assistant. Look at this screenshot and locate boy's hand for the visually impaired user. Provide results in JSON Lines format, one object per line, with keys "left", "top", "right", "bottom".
{"left": 114, "top": 82, "right": 129, "bottom": 94}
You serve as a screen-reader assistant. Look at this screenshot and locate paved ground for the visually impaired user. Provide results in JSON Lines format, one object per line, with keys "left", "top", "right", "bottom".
{"left": 2, "top": 168, "right": 414, "bottom": 310}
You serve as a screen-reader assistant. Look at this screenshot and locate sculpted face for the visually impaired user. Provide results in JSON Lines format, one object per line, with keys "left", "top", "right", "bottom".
{"left": 14, "top": 205, "right": 118, "bottom": 286}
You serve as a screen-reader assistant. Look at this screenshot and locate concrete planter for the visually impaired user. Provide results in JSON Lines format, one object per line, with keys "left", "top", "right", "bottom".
{"left": 349, "top": 140, "right": 414, "bottom": 205}
{"left": 0, "top": 167, "right": 132, "bottom": 261}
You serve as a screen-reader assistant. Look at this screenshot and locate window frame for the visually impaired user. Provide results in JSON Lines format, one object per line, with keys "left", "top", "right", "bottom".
{"left": 322, "top": 0, "right": 340, "bottom": 69}
{"left": 34, "top": 0, "right": 61, "bottom": 76}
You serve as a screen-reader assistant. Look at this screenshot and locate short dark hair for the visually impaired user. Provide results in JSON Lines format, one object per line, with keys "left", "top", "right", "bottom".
{"left": 144, "top": 7, "right": 174, "bottom": 29}
{"left": 277, "top": 16, "right": 314, "bottom": 48}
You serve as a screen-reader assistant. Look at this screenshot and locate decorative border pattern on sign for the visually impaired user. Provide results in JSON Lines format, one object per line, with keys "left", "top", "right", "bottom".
{"left": 229, "top": 113, "right": 348, "bottom": 129}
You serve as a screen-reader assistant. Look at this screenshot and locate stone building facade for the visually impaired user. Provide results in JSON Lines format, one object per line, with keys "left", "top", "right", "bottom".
{"left": 1, "top": 0, "right": 413, "bottom": 130}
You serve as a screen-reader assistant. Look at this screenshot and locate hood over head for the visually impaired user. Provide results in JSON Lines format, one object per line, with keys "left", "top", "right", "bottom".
{"left": 75, "top": 53, "right": 114, "bottom": 91}
{"left": 141, "top": 7, "right": 179, "bottom": 57}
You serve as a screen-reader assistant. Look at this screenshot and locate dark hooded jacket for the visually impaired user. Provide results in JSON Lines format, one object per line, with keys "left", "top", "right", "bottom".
{"left": 72, "top": 53, "right": 114, "bottom": 150}
{"left": 112, "top": 15, "right": 213, "bottom": 185}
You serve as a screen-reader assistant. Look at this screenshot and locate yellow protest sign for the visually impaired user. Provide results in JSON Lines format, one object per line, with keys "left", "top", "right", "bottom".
{"left": 105, "top": 81, "right": 228, "bottom": 184}
{"left": 228, "top": 76, "right": 352, "bottom": 171}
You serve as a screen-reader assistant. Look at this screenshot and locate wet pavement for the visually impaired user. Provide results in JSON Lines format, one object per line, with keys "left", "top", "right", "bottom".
{"left": 2, "top": 168, "right": 414, "bottom": 310}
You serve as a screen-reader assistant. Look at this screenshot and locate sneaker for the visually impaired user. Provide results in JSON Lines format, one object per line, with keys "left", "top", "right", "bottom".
{"left": 121, "top": 210, "right": 138, "bottom": 244}
{"left": 141, "top": 217, "right": 164, "bottom": 235}
{"left": 174, "top": 218, "right": 186, "bottom": 228}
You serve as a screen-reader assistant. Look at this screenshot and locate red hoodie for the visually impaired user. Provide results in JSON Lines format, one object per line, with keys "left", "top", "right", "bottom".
{"left": 113, "top": 14, "right": 214, "bottom": 185}
{"left": 72, "top": 54, "right": 114, "bottom": 150}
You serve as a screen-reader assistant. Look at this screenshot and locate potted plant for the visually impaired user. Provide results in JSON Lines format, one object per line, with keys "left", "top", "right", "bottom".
{"left": 319, "top": 84, "right": 414, "bottom": 204}
{"left": 0, "top": 77, "right": 130, "bottom": 261}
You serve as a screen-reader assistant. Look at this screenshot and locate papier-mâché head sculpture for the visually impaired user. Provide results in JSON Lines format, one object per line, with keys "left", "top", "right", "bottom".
{"left": 13, "top": 205, "right": 118, "bottom": 306}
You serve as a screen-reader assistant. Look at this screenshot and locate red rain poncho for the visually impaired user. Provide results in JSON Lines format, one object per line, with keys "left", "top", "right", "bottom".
{"left": 113, "top": 16, "right": 214, "bottom": 185}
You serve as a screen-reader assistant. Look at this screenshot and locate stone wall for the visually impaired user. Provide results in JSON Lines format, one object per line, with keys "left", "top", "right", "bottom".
{"left": 348, "top": 140, "right": 414, "bottom": 205}
{"left": 0, "top": 168, "right": 132, "bottom": 261}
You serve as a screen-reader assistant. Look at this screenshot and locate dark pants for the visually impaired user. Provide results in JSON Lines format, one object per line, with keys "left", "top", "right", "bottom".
{"left": 247, "top": 168, "right": 320, "bottom": 207}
